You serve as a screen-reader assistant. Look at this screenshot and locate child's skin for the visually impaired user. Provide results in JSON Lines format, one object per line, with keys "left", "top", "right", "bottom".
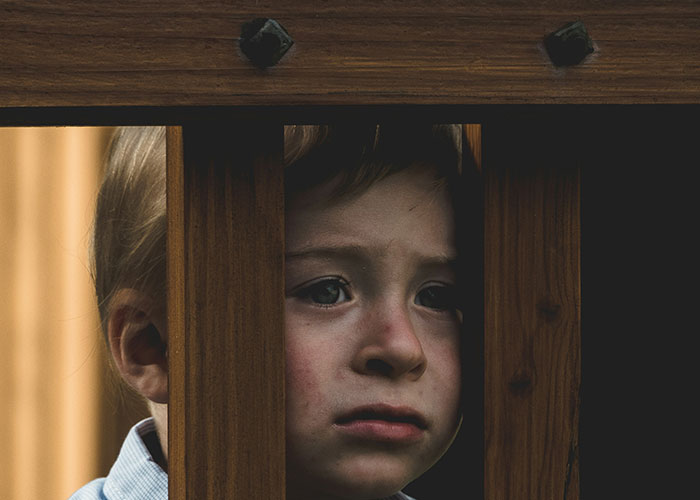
{"left": 285, "top": 165, "right": 462, "bottom": 499}
{"left": 107, "top": 164, "right": 461, "bottom": 499}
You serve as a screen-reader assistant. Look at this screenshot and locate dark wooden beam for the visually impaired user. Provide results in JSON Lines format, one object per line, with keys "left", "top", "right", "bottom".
{"left": 2, "top": 1, "right": 700, "bottom": 108}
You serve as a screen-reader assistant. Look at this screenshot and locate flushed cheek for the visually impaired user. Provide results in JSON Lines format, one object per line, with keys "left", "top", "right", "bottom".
{"left": 284, "top": 330, "right": 345, "bottom": 429}
{"left": 284, "top": 339, "right": 341, "bottom": 469}
{"left": 285, "top": 313, "right": 355, "bottom": 417}
{"left": 286, "top": 345, "right": 323, "bottom": 414}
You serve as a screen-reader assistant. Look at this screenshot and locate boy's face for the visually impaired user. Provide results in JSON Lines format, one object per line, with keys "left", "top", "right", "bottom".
{"left": 285, "top": 166, "right": 462, "bottom": 499}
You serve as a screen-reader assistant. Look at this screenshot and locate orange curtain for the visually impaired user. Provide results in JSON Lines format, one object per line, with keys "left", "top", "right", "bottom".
{"left": 0, "top": 127, "right": 148, "bottom": 500}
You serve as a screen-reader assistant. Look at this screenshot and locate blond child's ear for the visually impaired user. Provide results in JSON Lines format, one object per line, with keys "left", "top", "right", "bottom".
{"left": 107, "top": 288, "right": 168, "bottom": 404}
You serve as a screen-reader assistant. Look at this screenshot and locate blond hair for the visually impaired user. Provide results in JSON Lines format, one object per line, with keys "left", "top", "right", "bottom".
{"left": 91, "top": 124, "right": 466, "bottom": 339}
{"left": 91, "top": 127, "right": 166, "bottom": 337}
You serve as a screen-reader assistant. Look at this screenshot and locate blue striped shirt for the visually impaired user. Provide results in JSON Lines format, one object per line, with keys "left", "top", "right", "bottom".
{"left": 68, "top": 417, "right": 417, "bottom": 500}
{"left": 68, "top": 418, "right": 167, "bottom": 500}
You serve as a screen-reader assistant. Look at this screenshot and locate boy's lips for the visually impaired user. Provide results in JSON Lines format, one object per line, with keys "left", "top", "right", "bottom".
{"left": 334, "top": 403, "right": 428, "bottom": 442}
{"left": 336, "top": 403, "right": 428, "bottom": 428}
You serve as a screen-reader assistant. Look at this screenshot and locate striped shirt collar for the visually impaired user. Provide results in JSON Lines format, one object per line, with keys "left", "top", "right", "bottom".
{"left": 103, "top": 417, "right": 168, "bottom": 499}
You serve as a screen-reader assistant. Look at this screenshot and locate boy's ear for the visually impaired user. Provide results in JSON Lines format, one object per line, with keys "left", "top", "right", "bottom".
{"left": 108, "top": 288, "right": 168, "bottom": 404}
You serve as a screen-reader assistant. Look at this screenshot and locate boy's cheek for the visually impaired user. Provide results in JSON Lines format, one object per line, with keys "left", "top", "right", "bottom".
{"left": 427, "top": 343, "right": 462, "bottom": 417}
{"left": 286, "top": 359, "right": 321, "bottom": 409}
{"left": 284, "top": 335, "right": 330, "bottom": 415}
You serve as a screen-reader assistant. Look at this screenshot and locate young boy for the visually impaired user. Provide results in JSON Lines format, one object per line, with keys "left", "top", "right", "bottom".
{"left": 70, "top": 123, "right": 467, "bottom": 500}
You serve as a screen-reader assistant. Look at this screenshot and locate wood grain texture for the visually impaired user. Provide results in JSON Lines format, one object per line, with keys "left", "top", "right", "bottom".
{"left": 167, "top": 123, "right": 285, "bottom": 499}
{"left": 166, "top": 126, "right": 186, "bottom": 498}
{"left": 2, "top": 0, "right": 699, "bottom": 108}
{"left": 483, "top": 122, "right": 581, "bottom": 500}
{"left": 463, "top": 124, "right": 482, "bottom": 171}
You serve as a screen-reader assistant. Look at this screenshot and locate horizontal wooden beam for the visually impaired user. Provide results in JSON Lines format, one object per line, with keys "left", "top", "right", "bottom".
{"left": 2, "top": 0, "right": 699, "bottom": 109}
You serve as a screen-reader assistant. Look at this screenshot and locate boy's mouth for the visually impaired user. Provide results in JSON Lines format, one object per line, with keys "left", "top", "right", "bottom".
{"left": 335, "top": 403, "right": 428, "bottom": 430}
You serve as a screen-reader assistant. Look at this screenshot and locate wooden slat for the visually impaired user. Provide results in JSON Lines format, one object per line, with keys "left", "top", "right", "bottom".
{"left": 2, "top": 1, "right": 700, "bottom": 108}
{"left": 483, "top": 121, "right": 581, "bottom": 499}
{"left": 166, "top": 126, "right": 186, "bottom": 497}
{"left": 464, "top": 124, "right": 482, "bottom": 172}
{"left": 167, "top": 123, "right": 285, "bottom": 499}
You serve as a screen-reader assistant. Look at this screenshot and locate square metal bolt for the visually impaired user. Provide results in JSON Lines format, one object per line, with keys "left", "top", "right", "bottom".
{"left": 240, "top": 18, "right": 294, "bottom": 68}
{"left": 544, "top": 20, "right": 594, "bottom": 67}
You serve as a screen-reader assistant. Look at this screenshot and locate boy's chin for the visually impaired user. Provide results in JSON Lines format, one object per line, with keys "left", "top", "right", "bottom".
{"left": 287, "top": 457, "right": 417, "bottom": 500}
{"left": 288, "top": 482, "right": 405, "bottom": 500}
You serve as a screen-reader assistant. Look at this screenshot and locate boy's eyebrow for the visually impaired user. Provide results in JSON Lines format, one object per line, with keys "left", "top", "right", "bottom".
{"left": 285, "top": 245, "right": 457, "bottom": 269}
{"left": 285, "top": 245, "right": 370, "bottom": 262}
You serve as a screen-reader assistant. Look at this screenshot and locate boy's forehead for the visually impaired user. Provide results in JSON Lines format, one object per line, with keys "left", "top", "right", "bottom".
{"left": 286, "top": 168, "right": 455, "bottom": 257}
{"left": 288, "top": 165, "right": 443, "bottom": 211}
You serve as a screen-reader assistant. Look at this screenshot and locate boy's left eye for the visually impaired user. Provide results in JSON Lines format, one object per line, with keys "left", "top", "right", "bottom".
{"left": 414, "top": 285, "right": 458, "bottom": 312}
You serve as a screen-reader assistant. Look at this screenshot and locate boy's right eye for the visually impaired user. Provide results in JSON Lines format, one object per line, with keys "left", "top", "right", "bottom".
{"left": 296, "top": 278, "right": 351, "bottom": 306}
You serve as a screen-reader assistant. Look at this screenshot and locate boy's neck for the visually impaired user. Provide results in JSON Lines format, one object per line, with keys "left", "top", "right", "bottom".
{"left": 142, "top": 427, "right": 168, "bottom": 473}
{"left": 148, "top": 402, "right": 169, "bottom": 471}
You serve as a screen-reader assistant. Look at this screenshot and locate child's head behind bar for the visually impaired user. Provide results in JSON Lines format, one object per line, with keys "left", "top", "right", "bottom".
{"left": 91, "top": 123, "right": 467, "bottom": 500}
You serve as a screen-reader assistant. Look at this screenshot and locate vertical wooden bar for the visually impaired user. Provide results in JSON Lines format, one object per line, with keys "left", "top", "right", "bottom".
{"left": 167, "top": 126, "right": 186, "bottom": 497}
{"left": 167, "top": 122, "right": 285, "bottom": 499}
{"left": 483, "top": 120, "right": 581, "bottom": 500}
{"left": 463, "top": 124, "right": 482, "bottom": 171}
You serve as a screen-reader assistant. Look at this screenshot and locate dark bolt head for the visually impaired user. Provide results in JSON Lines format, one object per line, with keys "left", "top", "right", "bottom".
{"left": 240, "top": 18, "right": 294, "bottom": 68}
{"left": 544, "top": 20, "right": 594, "bottom": 67}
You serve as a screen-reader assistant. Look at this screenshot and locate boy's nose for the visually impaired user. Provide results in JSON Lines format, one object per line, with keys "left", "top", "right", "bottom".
{"left": 351, "top": 302, "right": 427, "bottom": 380}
